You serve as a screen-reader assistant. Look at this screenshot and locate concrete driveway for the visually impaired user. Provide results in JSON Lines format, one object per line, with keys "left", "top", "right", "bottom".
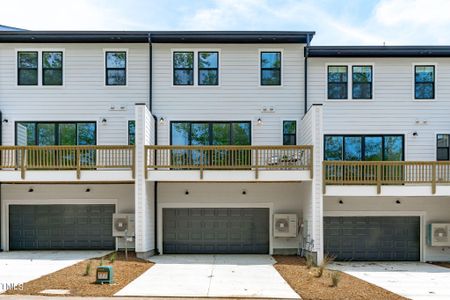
{"left": 331, "top": 261, "right": 450, "bottom": 300}
{"left": 0, "top": 250, "right": 111, "bottom": 293}
{"left": 116, "top": 254, "right": 300, "bottom": 299}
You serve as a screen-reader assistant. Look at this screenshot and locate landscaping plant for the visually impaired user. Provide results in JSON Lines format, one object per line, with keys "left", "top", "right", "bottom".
{"left": 330, "top": 270, "right": 341, "bottom": 287}
{"left": 100, "top": 257, "right": 104, "bottom": 266}
{"left": 109, "top": 252, "right": 117, "bottom": 264}
{"left": 315, "top": 254, "right": 335, "bottom": 278}
{"left": 83, "top": 261, "right": 92, "bottom": 276}
{"left": 305, "top": 254, "right": 315, "bottom": 269}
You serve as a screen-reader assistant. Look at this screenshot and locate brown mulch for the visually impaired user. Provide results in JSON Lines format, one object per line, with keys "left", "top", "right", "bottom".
{"left": 432, "top": 262, "right": 450, "bottom": 269}
{"left": 273, "top": 256, "right": 407, "bottom": 300}
{"left": 5, "top": 251, "right": 153, "bottom": 297}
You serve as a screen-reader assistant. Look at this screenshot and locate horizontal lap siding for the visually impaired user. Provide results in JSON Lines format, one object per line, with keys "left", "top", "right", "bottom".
{"left": 0, "top": 43, "right": 149, "bottom": 146}
{"left": 309, "top": 57, "right": 450, "bottom": 161}
{"left": 152, "top": 43, "right": 305, "bottom": 146}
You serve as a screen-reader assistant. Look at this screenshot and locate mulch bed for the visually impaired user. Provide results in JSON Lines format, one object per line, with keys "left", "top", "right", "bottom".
{"left": 432, "top": 262, "right": 450, "bottom": 269}
{"left": 5, "top": 251, "right": 153, "bottom": 297}
{"left": 273, "top": 256, "right": 407, "bottom": 300}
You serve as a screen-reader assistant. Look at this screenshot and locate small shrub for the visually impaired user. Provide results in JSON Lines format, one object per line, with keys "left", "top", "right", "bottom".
{"left": 305, "top": 254, "right": 315, "bottom": 269}
{"left": 83, "top": 261, "right": 92, "bottom": 276}
{"left": 100, "top": 257, "right": 104, "bottom": 266}
{"left": 330, "top": 271, "right": 341, "bottom": 287}
{"left": 109, "top": 252, "right": 117, "bottom": 264}
{"left": 315, "top": 254, "right": 335, "bottom": 278}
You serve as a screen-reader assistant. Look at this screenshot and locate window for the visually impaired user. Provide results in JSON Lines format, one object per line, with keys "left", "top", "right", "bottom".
{"left": 198, "top": 52, "right": 218, "bottom": 85}
{"left": 415, "top": 65, "right": 434, "bottom": 99}
{"left": 173, "top": 52, "right": 194, "bottom": 85}
{"left": 437, "top": 134, "right": 450, "bottom": 161}
{"left": 324, "top": 135, "right": 404, "bottom": 161}
{"left": 42, "top": 51, "right": 63, "bottom": 85}
{"left": 328, "top": 66, "right": 348, "bottom": 99}
{"left": 352, "top": 66, "right": 372, "bottom": 99}
{"left": 171, "top": 121, "right": 251, "bottom": 146}
{"left": 128, "top": 121, "right": 135, "bottom": 145}
{"left": 16, "top": 122, "right": 96, "bottom": 146}
{"left": 260, "top": 52, "right": 281, "bottom": 85}
{"left": 18, "top": 51, "right": 38, "bottom": 85}
{"left": 105, "top": 51, "right": 126, "bottom": 85}
{"left": 283, "top": 121, "right": 297, "bottom": 145}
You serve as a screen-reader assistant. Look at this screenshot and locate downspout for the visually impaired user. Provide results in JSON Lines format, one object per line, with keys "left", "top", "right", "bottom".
{"left": 304, "top": 34, "right": 311, "bottom": 115}
{"left": 148, "top": 34, "right": 159, "bottom": 255}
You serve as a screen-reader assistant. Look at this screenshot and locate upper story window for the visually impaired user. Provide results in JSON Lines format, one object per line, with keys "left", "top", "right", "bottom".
{"left": 18, "top": 51, "right": 38, "bottom": 85}
{"left": 128, "top": 120, "right": 135, "bottom": 145}
{"left": 260, "top": 52, "right": 281, "bottom": 85}
{"left": 415, "top": 65, "right": 434, "bottom": 99}
{"left": 327, "top": 66, "right": 348, "bottom": 99}
{"left": 198, "top": 52, "right": 219, "bottom": 85}
{"left": 437, "top": 134, "right": 450, "bottom": 161}
{"left": 42, "top": 51, "right": 63, "bottom": 86}
{"left": 283, "top": 121, "right": 297, "bottom": 145}
{"left": 173, "top": 51, "right": 194, "bottom": 85}
{"left": 352, "top": 66, "right": 372, "bottom": 99}
{"left": 106, "top": 51, "right": 126, "bottom": 86}
{"left": 324, "top": 135, "right": 404, "bottom": 161}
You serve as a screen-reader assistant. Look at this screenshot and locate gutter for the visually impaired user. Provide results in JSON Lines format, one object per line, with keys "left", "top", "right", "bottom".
{"left": 304, "top": 34, "right": 311, "bottom": 115}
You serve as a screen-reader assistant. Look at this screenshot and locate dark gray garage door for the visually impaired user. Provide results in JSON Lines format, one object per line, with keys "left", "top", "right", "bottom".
{"left": 163, "top": 208, "right": 269, "bottom": 254}
{"left": 324, "top": 216, "right": 420, "bottom": 261}
{"left": 9, "top": 204, "right": 115, "bottom": 250}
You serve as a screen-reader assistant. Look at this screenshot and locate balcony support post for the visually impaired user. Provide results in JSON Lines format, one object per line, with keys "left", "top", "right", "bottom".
{"left": 20, "top": 147, "right": 26, "bottom": 180}
{"left": 255, "top": 149, "right": 259, "bottom": 179}
{"left": 76, "top": 148, "right": 81, "bottom": 179}
{"left": 376, "top": 163, "right": 381, "bottom": 194}
{"left": 432, "top": 162, "right": 436, "bottom": 194}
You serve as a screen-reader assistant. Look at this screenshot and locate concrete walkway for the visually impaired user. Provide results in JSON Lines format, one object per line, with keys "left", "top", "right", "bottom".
{"left": 331, "top": 261, "right": 450, "bottom": 300}
{"left": 116, "top": 254, "right": 300, "bottom": 299}
{"left": 0, "top": 250, "right": 111, "bottom": 293}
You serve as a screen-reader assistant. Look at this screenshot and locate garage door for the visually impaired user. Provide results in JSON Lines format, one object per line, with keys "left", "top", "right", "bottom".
{"left": 163, "top": 208, "right": 269, "bottom": 254}
{"left": 9, "top": 204, "right": 115, "bottom": 250}
{"left": 324, "top": 216, "right": 420, "bottom": 261}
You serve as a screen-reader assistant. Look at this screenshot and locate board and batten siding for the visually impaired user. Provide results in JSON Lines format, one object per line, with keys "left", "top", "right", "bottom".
{"left": 0, "top": 43, "right": 149, "bottom": 146}
{"left": 308, "top": 57, "right": 450, "bottom": 161}
{"left": 152, "top": 43, "right": 305, "bottom": 146}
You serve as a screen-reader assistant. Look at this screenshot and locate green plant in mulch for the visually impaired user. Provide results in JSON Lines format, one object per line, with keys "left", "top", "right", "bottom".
{"left": 315, "top": 254, "right": 335, "bottom": 278}
{"left": 305, "top": 254, "right": 316, "bottom": 269}
{"left": 109, "top": 252, "right": 117, "bottom": 264}
{"left": 99, "top": 257, "right": 104, "bottom": 266}
{"left": 330, "top": 270, "right": 341, "bottom": 287}
{"left": 83, "top": 261, "right": 92, "bottom": 276}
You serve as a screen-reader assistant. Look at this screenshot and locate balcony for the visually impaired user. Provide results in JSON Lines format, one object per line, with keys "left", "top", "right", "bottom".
{"left": 0, "top": 146, "right": 135, "bottom": 182}
{"left": 323, "top": 161, "right": 450, "bottom": 196}
{"left": 145, "top": 145, "right": 313, "bottom": 182}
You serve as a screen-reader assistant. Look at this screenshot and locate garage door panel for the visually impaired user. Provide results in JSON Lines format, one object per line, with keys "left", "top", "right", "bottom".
{"left": 324, "top": 216, "right": 420, "bottom": 261}
{"left": 9, "top": 204, "right": 115, "bottom": 250}
{"left": 163, "top": 208, "right": 269, "bottom": 254}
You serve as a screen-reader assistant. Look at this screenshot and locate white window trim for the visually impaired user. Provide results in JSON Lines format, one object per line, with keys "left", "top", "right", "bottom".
{"left": 171, "top": 48, "right": 221, "bottom": 87}
{"left": 325, "top": 62, "right": 375, "bottom": 102}
{"left": 16, "top": 48, "right": 66, "bottom": 88}
{"left": 258, "top": 48, "right": 284, "bottom": 87}
{"left": 104, "top": 48, "right": 129, "bottom": 87}
{"left": 412, "top": 63, "right": 437, "bottom": 101}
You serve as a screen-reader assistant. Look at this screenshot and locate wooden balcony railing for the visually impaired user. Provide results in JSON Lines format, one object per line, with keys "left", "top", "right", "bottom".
{"left": 145, "top": 145, "right": 313, "bottom": 179}
{"left": 323, "top": 161, "right": 450, "bottom": 194}
{"left": 0, "top": 145, "right": 135, "bottom": 179}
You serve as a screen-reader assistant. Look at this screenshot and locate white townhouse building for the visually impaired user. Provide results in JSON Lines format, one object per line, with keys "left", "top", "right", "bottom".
{"left": 0, "top": 30, "right": 449, "bottom": 264}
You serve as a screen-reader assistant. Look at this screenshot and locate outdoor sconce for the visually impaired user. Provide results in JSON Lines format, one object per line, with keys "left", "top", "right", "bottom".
{"left": 159, "top": 117, "right": 165, "bottom": 124}
{"left": 257, "top": 118, "right": 263, "bottom": 126}
{"left": 412, "top": 132, "right": 418, "bottom": 137}
{"left": 396, "top": 199, "right": 401, "bottom": 204}
{"left": 338, "top": 199, "right": 344, "bottom": 204}
{"left": 242, "top": 190, "right": 247, "bottom": 195}
{"left": 101, "top": 118, "right": 107, "bottom": 125}
{"left": 85, "top": 188, "right": 91, "bottom": 193}
{"left": 185, "top": 190, "right": 189, "bottom": 195}
{"left": 28, "top": 188, "right": 34, "bottom": 193}
{"left": 2, "top": 119, "right": 8, "bottom": 123}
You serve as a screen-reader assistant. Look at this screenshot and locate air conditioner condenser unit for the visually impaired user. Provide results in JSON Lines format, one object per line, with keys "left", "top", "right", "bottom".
{"left": 273, "top": 214, "right": 298, "bottom": 238}
{"left": 427, "top": 223, "right": 450, "bottom": 246}
{"left": 112, "top": 213, "right": 135, "bottom": 237}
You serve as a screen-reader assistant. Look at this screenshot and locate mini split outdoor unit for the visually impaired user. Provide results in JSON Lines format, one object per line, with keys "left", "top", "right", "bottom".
{"left": 273, "top": 214, "right": 298, "bottom": 238}
{"left": 112, "top": 213, "right": 135, "bottom": 237}
{"left": 427, "top": 223, "right": 450, "bottom": 246}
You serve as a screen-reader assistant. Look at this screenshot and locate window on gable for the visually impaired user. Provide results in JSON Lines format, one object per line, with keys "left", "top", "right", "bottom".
{"left": 18, "top": 51, "right": 38, "bottom": 85}
{"left": 283, "top": 121, "right": 297, "bottom": 145}
{"left": 415, "top": 65, "right": 434, "bottom": 99}
{"left": 352, "top": 66, "right": 372, "bottom": 99}
{"left": 42, "top": 51, "right": 63, "bottom": 85}
{"left": 437, "top": 134, "right": 450, "bottom": 161}
{"left": 328, "top": 66, "right": 348, "bottom": 99}
{"left": 106, "top": 51, "right": 126, "bottom": 86}
{"left": 261, "top": 52, "right": 281, "bottom": 85}
{"left": 198, "top": 52, "right": 219, "bottom": 85}
{"left": 173, "top": 52, "right": 194, "bottom": 85}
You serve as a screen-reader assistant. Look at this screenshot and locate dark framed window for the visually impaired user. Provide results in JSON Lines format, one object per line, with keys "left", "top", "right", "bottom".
{"left": 128, "top": 120, "right": 135, "bottom": 145}
{"left": 437, "top": 134, "right": 450, "bottom": 161}
{"left": 260, "top": 52, "right": 281, "bottom": 85}
{"left": 173, "top": 52, "right": 194, "bottom": 85}
{"left": 42, "top": 51, "right": 63, "bottom": 85}
{"left": 15, "top": 121, "right": 96, "bottom": 146}
{"left": 18, "top": 51, "right": 38, "bottom": 85}
{"left": 415, "top": 65, "right": 434, "bottom": 99}
{"left": 198, "top": 52, "right": 218, "bottom": 85}
{"left": 283, "top": 121, "right": 297, "bottom": 145}
{"left": 105, "top": 51, "right": 126, "bottom": 86}
{"left": 328, "top": 66, "right": 348, "bottom": 99}
{"left": 352, "top": 66, "right": 372, "bottom": 99}
{"left": 324, "top": 134, "right": 404, "bottom": 161}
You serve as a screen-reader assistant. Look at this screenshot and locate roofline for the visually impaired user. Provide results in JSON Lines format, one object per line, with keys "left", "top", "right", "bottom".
{"left": 0, "top": 31, "right": 315, "bottom": 44}
{"left": 308, "top": 46, "right": 450, "bottom": 57}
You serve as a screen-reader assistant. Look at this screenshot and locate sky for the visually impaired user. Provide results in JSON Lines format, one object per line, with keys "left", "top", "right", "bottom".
{"left": 1, "top": 0, "right": 449, "bottom": 45}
